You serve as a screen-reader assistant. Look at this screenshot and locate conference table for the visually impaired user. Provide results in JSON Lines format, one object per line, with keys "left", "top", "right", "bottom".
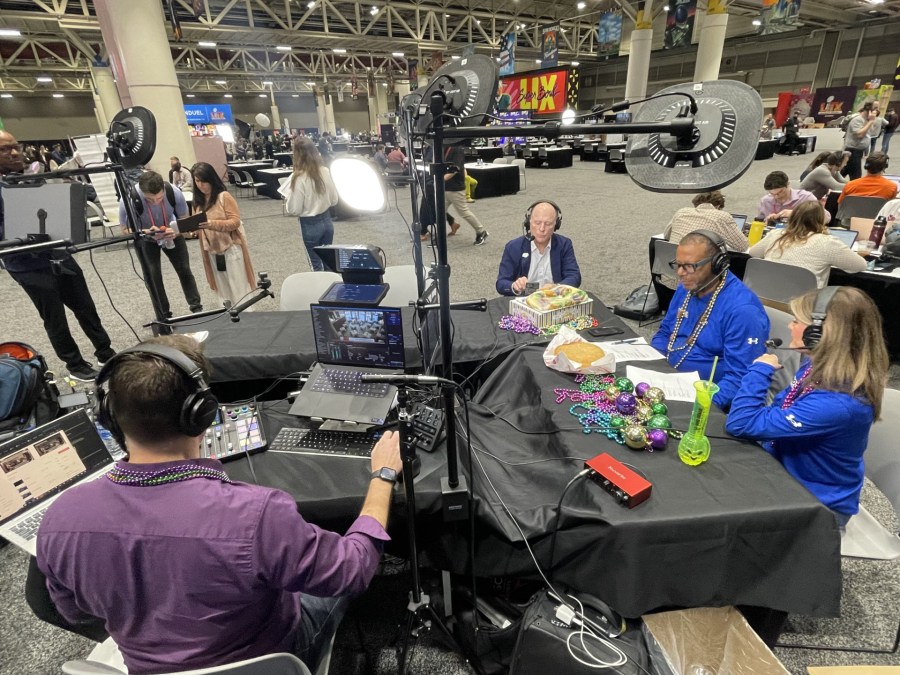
{"left": 524, "top": 147, "right": 574, "bottom": 169}
{"left": 200, "top": 298, "right": 841, "bottom": 620}
{"left": 464, "top": 163, "right": 520, "bottom": 198}
{"left": 273, "top": 152, "right": 292, "bottom": 167}
{"left": 255, "top": 167, "right": 293, "bottom": 199}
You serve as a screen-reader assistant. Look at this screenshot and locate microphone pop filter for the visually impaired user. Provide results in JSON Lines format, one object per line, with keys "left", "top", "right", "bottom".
{"left": 626, "top": 80, "right": 763, "bottom": 193}
{"left": 411, "top": 54, "right": 499, "bottom": 146}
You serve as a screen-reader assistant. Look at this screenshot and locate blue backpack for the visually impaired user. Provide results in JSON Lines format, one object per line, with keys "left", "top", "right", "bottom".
{"left": 0, "top": 342, "right": 59, "bottom": 435}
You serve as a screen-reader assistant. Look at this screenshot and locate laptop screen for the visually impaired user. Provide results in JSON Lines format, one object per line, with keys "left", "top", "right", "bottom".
{"left": 0, "top": 409, "right": 112, "bottom": 526}
{"left": 828, "top": 228, "right": 858, "bottom": 248}
{"left": 310, "top": 304, "right": 405, "bottom": 369}
{"left": 731, "top": 214, "right": 747, "bottom": 231}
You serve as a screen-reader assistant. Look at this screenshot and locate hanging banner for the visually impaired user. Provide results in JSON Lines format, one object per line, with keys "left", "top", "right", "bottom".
{"left": 541, "top": 25, "right": 559, "bottom": 69}
{"left": 789, "top": 90, "right": 814, "bottom": 121}
{"left": 664, "top": 0, "right": 696, "bottom": 49}
{"left": 758, "top": 0, "right": 802, "bottom": 35}
{"left": 499, "top": 67, "right": 568, "bottom": 115}
{"left": 351, "top": 73, "right": 359, "bottom": 99}
{"left": 499, "top": 33, "right": 516, "bottom": 76}
{"left": 337, "top": 85, "right": 344, "bottom": 103}
{"left": 408, "top": 59, "right": 418, "bottom": 90}
{"left": 707, "top": 0, "right": 727, "bottom": 13}
{"left": 597, "top": 11, "right": 622, "bottom": 57}
{"left": 367, "top": 73, "right": 376, "bottom": 98}
{"left": 567, "top": 68, "right": 579, "bottom": 109}
{"left": 809, "top": 86, "right": 857, "bottom": 124}
{"left": 851, "top": 80, "right": 893, "bottom": 113}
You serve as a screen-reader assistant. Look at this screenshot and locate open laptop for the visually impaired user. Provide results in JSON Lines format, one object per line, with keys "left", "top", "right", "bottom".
{"left": 0, "top": 409, "right": 115, "bottom": 556}
{"left": 288, "top": 304, "right": 405, "bottom": 425}
{"left": 828, "top": 228, "right": 859, "bottom": 248}
{"left": 731, "top": 214, "right": 747, "bottom": 232}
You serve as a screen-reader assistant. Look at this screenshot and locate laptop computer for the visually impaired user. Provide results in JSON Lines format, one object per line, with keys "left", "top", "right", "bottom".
{"left": 731, "top": 214, "right": 747, "bottom": 231}
{"left": 0, "top": 409, "right": 115, "bottom": 556}
{"left": 288, "top": 304, "right": 405, "bottom": 425}
{"left": 828, "top": 228, "right": 859, "bottom": 248}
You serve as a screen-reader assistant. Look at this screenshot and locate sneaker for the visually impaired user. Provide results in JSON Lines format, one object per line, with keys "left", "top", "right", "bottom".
{"left": 474, "top": 231, "right": 489, "bottom": 246}
{"left": 69, "top": 363, "right": 100, "bottom": 382}
{"left": 96, "top": 349, "right": 116, "bottom": 366}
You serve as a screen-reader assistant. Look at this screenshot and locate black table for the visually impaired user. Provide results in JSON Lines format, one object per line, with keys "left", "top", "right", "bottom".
{"left": 525, "top": 148, "right": 573, "bottom": 169}
{"left": 464, "top": 163, "right": 520, "bottom": 198}
{"left": 273, "top": 152, "right": 292, "bottom": 167}
{"left": 755, "top": 140, "right": 778, "bottom": 160}
{"left": 476, "top": 147, "right": 504, "bottom": 162}
{"left": 255, "top": 167, "right": 292, "bottom": 199}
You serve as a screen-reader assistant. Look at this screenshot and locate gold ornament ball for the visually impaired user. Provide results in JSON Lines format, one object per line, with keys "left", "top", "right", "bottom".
{"left": 623, "top": 424, "right": 648, "bottom": 449}
{"left": 644, "top": 387, "right": 666, "bottom": 405}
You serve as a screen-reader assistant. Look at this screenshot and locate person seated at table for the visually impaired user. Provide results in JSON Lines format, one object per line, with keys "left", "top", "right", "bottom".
{"left": 747, "top": 201, "right": 866, "bottom": 288}
{"left": 651, "top": 230, "right": 769, "bottom": 410}
{"left": 387, "top": 146, "right": 408, "bottom": 168}
{"left": 758, "top": 171, "right": 830, "bottom": 225}
{"left": 664, "top": 191, "right": 749, "bottom": 252}
{"left": 373, "top": 144, "right": 389, "bottom": 172}
{"left": 726, "top": 287, "right": 888, "bottom": 531}
{"left": 496, "top": 200, "right": 581, "bottom": 296}
{"left": 799, "top": 151, "right": 848, "bottom": 199}
{"left": 837, "top": 151, "right": 898, "bottom": 203}
{"left": 29, "top": 334, "right": 403, "bottom": 674}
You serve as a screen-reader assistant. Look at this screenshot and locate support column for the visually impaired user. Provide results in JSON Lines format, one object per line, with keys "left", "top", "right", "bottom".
{"left": 92, "top": 104, "right": 107, "bottom": 134}
{"left": 375, "top": 85, "right": 389, "bottom": 132}
{"left": 367, "top": 90, "right": 380, "bottom": 133}
{"left": 93, "top": 0, "right": 196, "bottom": 176}
{"left": 268, "top": 89, "right": 282, "bottom": 131}
{"left": 324, "top": 94, "right": 336, "bottom": 134}
{"left": 91, "top": 65, "right": 121, "bottom": 126}
{"left": 693, "top": 12, "right": 729, "bottom": 81}
{"left": 625, "top": 0, "right": 654, "bottom": 113}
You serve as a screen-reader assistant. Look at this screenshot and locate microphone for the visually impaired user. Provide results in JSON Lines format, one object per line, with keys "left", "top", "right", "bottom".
{"left": 765, "top": 338, "right": 807, "bottom": 350}
{"left": 360, "top": 374, "right": 454, "bottom": 386}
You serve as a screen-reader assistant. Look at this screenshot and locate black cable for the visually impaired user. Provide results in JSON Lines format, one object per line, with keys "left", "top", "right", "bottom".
{"left": 547, "top": 469, "right": 592, "bottom": 577}
{"left": 88, "top": 249, "right": 142, "bottom": 342}
{"left": 125, "top": 241, "right": 145, "bottom": 283}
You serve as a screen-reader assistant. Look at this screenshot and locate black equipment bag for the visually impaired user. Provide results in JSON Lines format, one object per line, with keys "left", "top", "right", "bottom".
{"left": 0, "top": 342, "right": 59, "bottom": 436}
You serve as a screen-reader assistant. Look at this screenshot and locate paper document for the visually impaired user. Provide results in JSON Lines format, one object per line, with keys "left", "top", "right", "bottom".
{"left": 625, "top": 366, "right": 701, "bottom": 402}
{"left": 593, "top": 338, "right": 664, "bottom": 363}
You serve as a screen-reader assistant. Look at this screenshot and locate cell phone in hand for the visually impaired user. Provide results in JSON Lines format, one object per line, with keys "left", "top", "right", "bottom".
{"left": 525, "top": 282, "right": 539, "bottom": 294}
{"left": 588, "top": 326, "right": 625, "bottom": 338}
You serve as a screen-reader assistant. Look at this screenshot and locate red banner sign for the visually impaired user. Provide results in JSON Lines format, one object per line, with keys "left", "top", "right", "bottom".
{"left": 499, "top": 68, "right": 568, "bottom": 115}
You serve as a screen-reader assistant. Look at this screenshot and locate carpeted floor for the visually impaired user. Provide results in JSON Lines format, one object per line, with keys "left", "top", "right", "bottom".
{"left": 1, "top": 148, "right": 898, "bottom": 674}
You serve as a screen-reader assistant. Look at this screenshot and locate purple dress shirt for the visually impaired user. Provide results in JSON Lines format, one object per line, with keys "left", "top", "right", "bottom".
{"left": 37, "top": 458, "right": 389, "bottom": 674}
{"left": 757, "top": 187, "right": 831, "bottom": 224}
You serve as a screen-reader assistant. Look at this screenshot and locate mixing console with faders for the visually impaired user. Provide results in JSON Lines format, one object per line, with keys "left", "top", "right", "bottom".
{"left": 200, "top": 404, "right": 267, "bottom": 462}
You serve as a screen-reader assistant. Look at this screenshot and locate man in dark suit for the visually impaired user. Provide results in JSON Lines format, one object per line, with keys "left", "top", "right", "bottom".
{"left": 496, "top": 200, "right": 581, "bottom": 296}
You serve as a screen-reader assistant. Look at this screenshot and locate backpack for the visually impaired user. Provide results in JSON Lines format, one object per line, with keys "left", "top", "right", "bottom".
{"left": 613, "top": 285, "right": 659, "bottom": 321}
{"left": 0, "top": 342, "right": 60, "bottom": 436}
{"left": 839, "top": 114, "right": 856, "bottom": 133}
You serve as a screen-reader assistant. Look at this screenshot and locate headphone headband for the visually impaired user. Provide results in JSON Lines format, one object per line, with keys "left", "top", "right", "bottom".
{"left": 802, "top": 286, "right": 839, "bottom": 349}
{"left": 687, "top": 229, "right": 730, "bottom": 276}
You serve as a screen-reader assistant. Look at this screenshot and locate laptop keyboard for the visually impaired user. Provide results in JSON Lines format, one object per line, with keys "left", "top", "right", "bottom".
{"left": 269, "top": 427, "right": 377, "bottom": 458}
{"left": 10, "top": 506, "right": 50, "bottom": 541}
{"left": 311, "top": 368, "right": 390, "bottom": 397}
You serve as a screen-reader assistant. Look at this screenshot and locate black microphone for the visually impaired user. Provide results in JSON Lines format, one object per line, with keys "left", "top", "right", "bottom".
{"left": 765, "top": 338, "right": 807, "bottom": 350}
{"left": 360, "top": 374, "right": 453, "bottom": 386}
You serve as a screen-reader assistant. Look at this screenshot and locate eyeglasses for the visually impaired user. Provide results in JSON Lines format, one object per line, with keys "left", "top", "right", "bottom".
{"left": 0, "top": 143, "right": 23, "bottom": 156}
{"left": 668, "top": 256, "right": 713, "bottom": 273}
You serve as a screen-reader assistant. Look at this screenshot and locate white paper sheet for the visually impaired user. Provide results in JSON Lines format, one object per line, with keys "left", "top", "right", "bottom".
{"left": 625, "top": 366, "right": 701, "bottom": 402}
{"left": 593, "top": 338, "right": 665, "bottom": 363}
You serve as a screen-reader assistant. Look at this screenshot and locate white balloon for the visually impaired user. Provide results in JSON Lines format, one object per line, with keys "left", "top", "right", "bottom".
{"left": 255, "top": 113, "right": 271, "bottom": 127}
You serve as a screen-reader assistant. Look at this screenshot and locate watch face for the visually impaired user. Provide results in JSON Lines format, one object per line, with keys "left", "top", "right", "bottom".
{"left": 375, "top": 467, "right": 398, "bottom": 482}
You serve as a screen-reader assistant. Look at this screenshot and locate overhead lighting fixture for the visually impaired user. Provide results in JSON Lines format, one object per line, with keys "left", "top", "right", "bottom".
{"left": 52, "top": 93, "right": 64, "bottom": 98}
{"left": 307, "top": 0, "right": 315, "bottom": 6}
{"left": 276, "top": 45, "right": 292, "bottom": 51}
{"left": 370, "top": 6, "right": 378, "bottom": 14}
{"left": 867, "top": 0, "right": 885, "bottom": 4}
{"left": 663, "top": 4, "right": 670, "bottom": 10}
{"left": 36, "top": 75, "right": 53, "bottom": 83}
{"left": 451, "top": 55, "right": 461, "bottom": 60}
{"left": 215, "top": 79, "right": 226, "bottom": 85}
{"left": 392, "top": 51, "right": 404, "bottom": 57}
{"left": 752, "top": 18, "right": 761, "bottom": 25}
{"left": 186, "top": 94, "right": 196, "bottom": 98}
{"left": 476, "top": 19, "right": 481, "bottom": 24}
{"left": 0, "top": 29, "right": 21, "bottom": 37}
{"left": 1, "top": 93, "right": 13, "bottom": 98}
{"left": 333, "top": 48, "right": 347, "bottom": 53}
{"left": 292, "top": 94, "right": 300, "bottom": 97}
{"left": 258, "top": 93, "right": 267, "bottom": 97}
{"left": 262, "top": 80, "right": 273, "bottom": 85}
{"left": 577, "top": 1, "right": 586, "bottom": 8}
{"left": 198, "top": 41, "right": 216, "bottom": 47}
{"left": 535, "top": 59, "right": 541, "bottom": 64}
{"left": 306, "top": 80, "right": 316, "bottom": 85}
{"left": 445, "top": 13, "right": 450, "bottom": 17}
{"left": 224, "top": 94, "right": 233, "bottom": 98}
{"left": 572, "top": 60, "right": 580, "bottom": 66}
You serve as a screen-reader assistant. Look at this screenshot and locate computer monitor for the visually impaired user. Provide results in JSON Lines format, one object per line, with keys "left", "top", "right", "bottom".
{"left": 313, "top": 245, "right": 385, "bottom": 284}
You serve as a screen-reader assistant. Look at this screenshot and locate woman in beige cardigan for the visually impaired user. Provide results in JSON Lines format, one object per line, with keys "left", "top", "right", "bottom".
{"left": 190, "top": 162, "right": 256, "bottom": 308}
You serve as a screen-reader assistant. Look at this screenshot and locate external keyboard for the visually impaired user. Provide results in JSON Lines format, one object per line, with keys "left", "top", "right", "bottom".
{"left": 311, "top": 368, "right": 390, "bottom": 397}
{"left": 11, "top": 506, "right": 49, "bottom": 541}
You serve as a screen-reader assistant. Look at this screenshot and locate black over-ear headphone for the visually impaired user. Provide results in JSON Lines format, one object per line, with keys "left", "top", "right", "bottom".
{"left": 690, "top": 229, "right": 730, "bottom": 276}
{"left": 523, "top": 200, "right": 563, "bottom": 239}
{"left": 802, "top": 286, "right": 839, "bottom": 349}
{"left": 864, "top": 153, "right": 888, "bottom": 172}
{"left": 95, "top": 344, "right": 219, "bottom": 446}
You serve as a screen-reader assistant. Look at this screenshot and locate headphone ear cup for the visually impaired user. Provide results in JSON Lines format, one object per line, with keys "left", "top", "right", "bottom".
{"left": 95, "top": 389, "right": 125, "bottom": 449}
{"left": 180, "top": 392, "right": 220, "bottom": 437}
{"left": 802, "top": 324, "right": 822, "bottom": 349}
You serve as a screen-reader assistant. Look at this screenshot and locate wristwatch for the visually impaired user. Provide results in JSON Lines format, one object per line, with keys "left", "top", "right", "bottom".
{"left": 371, "top": 467, "right": 399, "bottom": 484}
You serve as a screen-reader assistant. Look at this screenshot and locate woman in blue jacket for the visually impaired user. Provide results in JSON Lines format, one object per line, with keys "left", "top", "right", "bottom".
{"left": 726, "top": 286, "right": 888, "bottom": 530}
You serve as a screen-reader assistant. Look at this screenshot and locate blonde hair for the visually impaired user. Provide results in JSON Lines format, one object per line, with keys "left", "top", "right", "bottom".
{"left": 771, "top": 201, "right": 827, "bottom": 257}
{"left": 789, "top": 287, "right": 888, "bottom": 418}
{"left": 290, "top": 137, "right": 327, "bottom": 195}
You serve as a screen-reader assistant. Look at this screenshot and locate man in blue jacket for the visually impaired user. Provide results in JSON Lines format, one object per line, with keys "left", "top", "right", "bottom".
{"left": 496, "top": 200, "right": 581, "bottom": 296}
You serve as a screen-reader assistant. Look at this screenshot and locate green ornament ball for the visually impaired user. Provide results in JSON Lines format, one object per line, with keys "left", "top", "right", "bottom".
{"left": 647, "top": 414, "right": 671, "bottom": 430}
{"left": 610, "top": 416, "right": 627, "bottom": 430}
{"left": 651, "top": 402, "right": 668, "bottom": 416}
{"left": 614, "top": 377, "right": 634, "bottom": 394}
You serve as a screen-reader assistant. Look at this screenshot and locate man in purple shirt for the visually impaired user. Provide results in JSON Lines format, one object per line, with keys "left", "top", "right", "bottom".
{"left": 757, "top": 171, "right": 831, "bottom": 225}
{"left": 31, "top": 335, "right": 402, "bottom": 673}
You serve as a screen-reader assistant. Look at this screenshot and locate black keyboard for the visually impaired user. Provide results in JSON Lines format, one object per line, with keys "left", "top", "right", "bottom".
{"left": 310, "top": 368, "right": 390, "bottom": 397}
{"left": 269, "top": 427, "right": 377, "bottom": 458}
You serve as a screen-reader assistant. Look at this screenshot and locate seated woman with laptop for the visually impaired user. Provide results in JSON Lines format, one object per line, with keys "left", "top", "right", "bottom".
{"left": 799, "top": 151, "right": 848, "bottom": 199}
{"left": 747, "top": 201, "right": 866, "bottom": 288}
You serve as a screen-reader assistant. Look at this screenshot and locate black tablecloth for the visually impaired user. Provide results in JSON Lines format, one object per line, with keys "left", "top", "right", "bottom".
{"left": 254, "top": 168, "right": 292, "bottom": 199}
{"left": 755, "top": 140, "right": 778, "bottom": 160}
{"left": 525, "top": 148, "right": 573, "bottom": 169}
{"left": 440, "top": 347, "right": 841, "bottom": 618}
{"left": 464, "top": 164, "right": 520, "bottom": 198}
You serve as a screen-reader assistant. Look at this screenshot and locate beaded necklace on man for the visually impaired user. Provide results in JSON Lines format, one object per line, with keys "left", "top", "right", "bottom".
{"left": 106, "top": 463, "right": 231, "bottom": 487}
{"left": 665, "top": 275, "right": 728, "bottom": 369}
